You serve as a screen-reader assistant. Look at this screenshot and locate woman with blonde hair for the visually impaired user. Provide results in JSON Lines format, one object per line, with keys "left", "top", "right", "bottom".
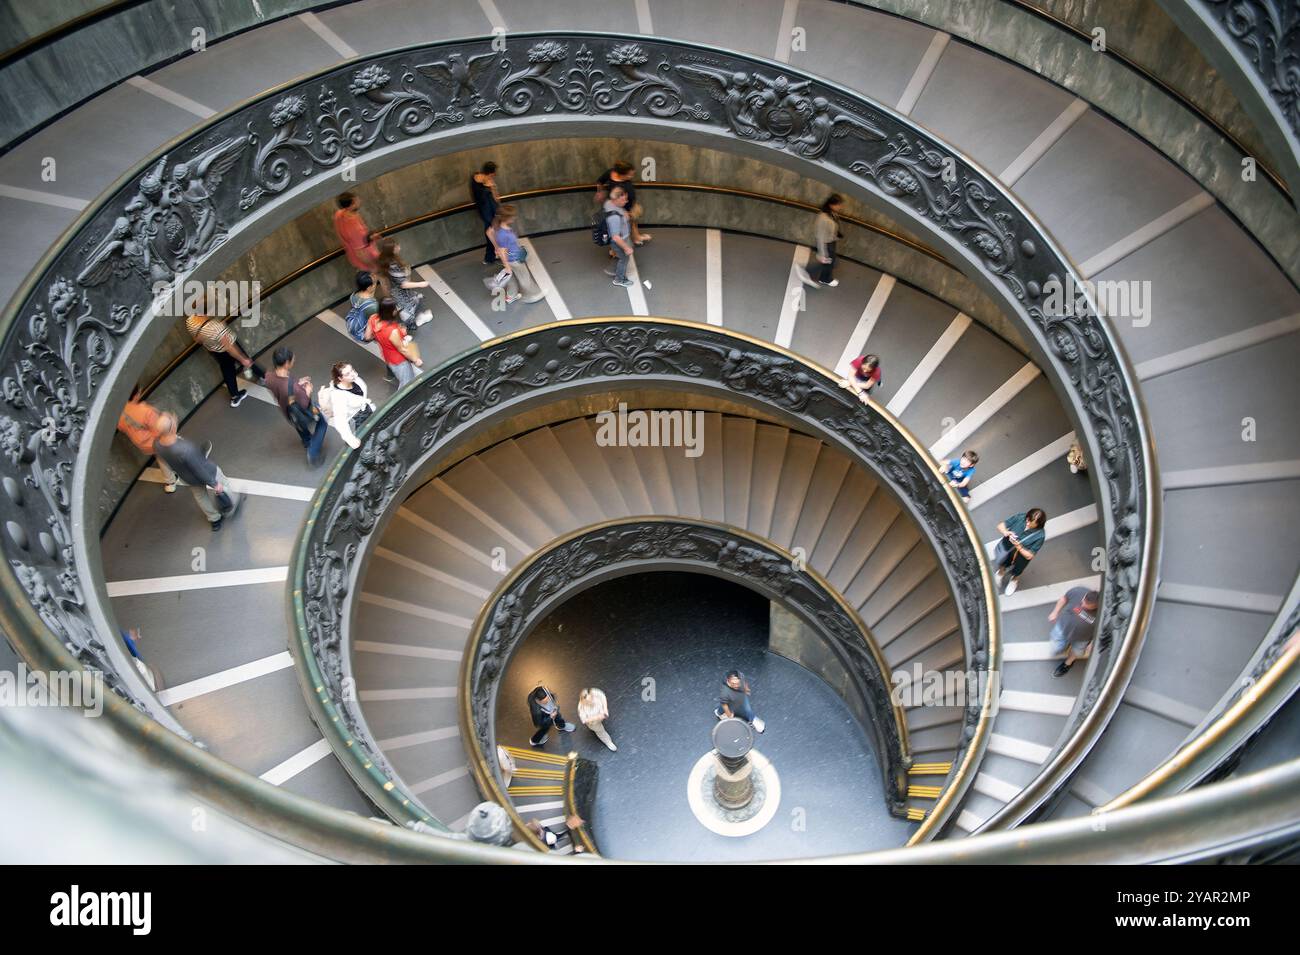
{"left": 577, "top": 687, "right": 616, "bottom": 752}
{"left": 488, "top": 204, "right": 545, "bottom": 305}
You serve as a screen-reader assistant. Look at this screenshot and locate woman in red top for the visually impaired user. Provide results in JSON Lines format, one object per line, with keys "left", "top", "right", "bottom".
{"left": 845, "top": 353, "right": 881, "bottom": 399}
{"left": 333, "top": 193, "right": 379, "bottom": 271}
{"left": 368, "top": 298, "right": 423, "bottom": 387}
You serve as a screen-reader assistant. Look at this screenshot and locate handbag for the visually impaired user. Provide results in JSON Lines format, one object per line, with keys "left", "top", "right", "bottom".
{"left": 350, "top": 404, "right": 374, "bottom": 432}
{"left": 484, "top": 268, "right": 511, "bottom": 291}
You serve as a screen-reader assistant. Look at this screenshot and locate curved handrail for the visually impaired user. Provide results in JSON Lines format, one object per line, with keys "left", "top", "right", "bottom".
{"left": 0, "top": 32, "right": 1152, "bottom": 843}
{"left": 562, "top": 754, "right": 599, "bottom": 856}
{"left": 291, "top": 318, "right": 998, "bottom": 849}
{"left": 456, "top": 517, "right": 916, "bottom": 837}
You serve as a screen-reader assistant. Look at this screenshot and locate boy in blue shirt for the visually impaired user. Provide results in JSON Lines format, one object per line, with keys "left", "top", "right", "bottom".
{"left": 943, "top": 450, "right": 979, "bottom": 500}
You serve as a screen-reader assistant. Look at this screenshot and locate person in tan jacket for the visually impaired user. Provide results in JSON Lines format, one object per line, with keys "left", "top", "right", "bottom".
{"left": 578, "top": 686, "right": 616, "bottom": 751}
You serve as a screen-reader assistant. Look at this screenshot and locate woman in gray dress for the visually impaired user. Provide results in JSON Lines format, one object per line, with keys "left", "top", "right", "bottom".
{"left": 376, "top": 238, "right": 433, "bottom": 329}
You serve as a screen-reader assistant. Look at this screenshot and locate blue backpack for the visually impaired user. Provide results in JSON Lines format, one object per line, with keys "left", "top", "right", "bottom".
{"left": 345, "top": 297, "right": 375, "bottom": 343}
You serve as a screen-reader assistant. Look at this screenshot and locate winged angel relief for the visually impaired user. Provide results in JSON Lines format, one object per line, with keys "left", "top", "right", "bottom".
{"left": 675, "top": 63, "right": 885, "bottom": 158}
{"left": 76, "top": 136, "right": 249, "bottom": 289}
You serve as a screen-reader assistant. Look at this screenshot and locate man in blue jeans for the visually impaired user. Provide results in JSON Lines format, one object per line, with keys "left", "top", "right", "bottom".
{"left": 528, "top": 685, "right": 576, "bottom": 747}
{"left": 266, "top": 346, "right": 329, "bottom": 466}
{"left": 715, "top": 670, "right": 766, "bottom": 733}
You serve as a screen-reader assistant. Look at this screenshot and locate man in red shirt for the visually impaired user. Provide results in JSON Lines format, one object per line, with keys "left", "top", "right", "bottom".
{"left": 117, "top": 384, "right": 177, "bottom": 491}
{"left": 333, "top": 193, "right": 379, "bottom": 271}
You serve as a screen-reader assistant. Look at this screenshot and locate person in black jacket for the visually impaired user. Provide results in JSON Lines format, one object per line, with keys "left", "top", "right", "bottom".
{"left": 470, "top": 161, "right": 500, "bottom": 265}
{"left": 528, "top": 685, "right": 576, "bottom": 746}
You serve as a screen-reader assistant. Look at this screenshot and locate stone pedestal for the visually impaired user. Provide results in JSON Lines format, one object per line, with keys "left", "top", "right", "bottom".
{"left": 712, "top": 718, "right": 755, "bottom": 810}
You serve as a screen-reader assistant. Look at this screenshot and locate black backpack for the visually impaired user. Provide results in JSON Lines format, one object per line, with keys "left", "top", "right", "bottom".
{"left": 592, "top": 208, "right": 623, "bottom": 246}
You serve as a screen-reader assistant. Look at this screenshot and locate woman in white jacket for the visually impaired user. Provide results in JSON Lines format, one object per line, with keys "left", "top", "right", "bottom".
{"left": 317, "top": 361, "right": 376, "bottom": 450}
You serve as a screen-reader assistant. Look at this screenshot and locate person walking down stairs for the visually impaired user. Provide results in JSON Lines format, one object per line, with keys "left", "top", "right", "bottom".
{"left": 992, "top": 508, "right": 1048, "bottom": 596}
{"left": 376, "top": 238, "right": 433, "bottom": 329}
{"left": 488, "top": 204, "right": 545, "bottom": 305}
{"left": 317, "top": 362, "right": 375, "bottom": 451}
{"left": 578, "top": 687, "right": 617, "bottom": 752}
{"left": 265, "top": 347, "right": 329, "bottom": 467}
{"left": 601, "top": 186, "right": 637, "bottom": 288}
{"left": 184, "top": 314, "right": 265, "bottom": 408}
{"left": 469, "top": 160, "right": 501, "bottom": 266}
{"left": 1047, "top": 587, "right": 1099, "bottom": 678}
{"left": 154, "top": 413, "right": 240, "bottom": 532}
{"left": 117, "top": 384, "right": 177, "bottom": 493}
{"left": 797, "top": 194, "right": 845, "bottom": 288}
{"left": 528, "top": 685, "right": 576, "bottom": 747}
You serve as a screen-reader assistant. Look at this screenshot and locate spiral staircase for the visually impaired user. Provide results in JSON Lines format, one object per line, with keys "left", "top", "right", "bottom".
{"left": 1, "top": 0, "right": 1298, "bottom": 862}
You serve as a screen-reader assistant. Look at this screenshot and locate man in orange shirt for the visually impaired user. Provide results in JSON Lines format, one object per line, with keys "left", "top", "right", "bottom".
{"left": 117, "top": 384, "right": 176, "bottom": 492}
{"left": 333, "top": 192, "right": 379, "bottom": 271}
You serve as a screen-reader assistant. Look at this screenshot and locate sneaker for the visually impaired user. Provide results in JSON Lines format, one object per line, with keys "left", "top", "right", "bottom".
{"left": 504, "top": 293, "right": 522, "bottom": 305}
{"left": 751, "top": 717, "right": 766, "bottom": 734}
{"left": 604, "top": 740, "right": 618, "bottom": 752}
{"left": 230, "top": 391, "right": 248, "bottom": 408}
{"left": 560, "top": 721, "right": 576, "bottom": 733}
{"left": 1069, "top": 464, "right": 1079, "bottom": 474}
{"left": 819, "top": 279, "right": 840, "bottom": 288}
{"left": 524, "top": 294, "right": 545, "bottom": 304}
{"left": 1053, "top": 661, "right": 1073, "bottom": 678}
{"left": 795, "top": 265, "right": 816, "bottom": 288}
{"left": 714, "top": 708, "right": 725, "bottom": 721}
{"left": 242, "top": 367, "right": 256, "bottom": 381}
{"left": 603, "top": 267, "right": 617, "bottom": 276}
{"left": 612, "top": 278, "right": 633, "bottom": 287}
{"left": 383, "top": 374, "right": 397, "bottom": 385}
{"left": 1004, "top": 578, "right": 1019, "bottom": 596}
{"left": 414, "top": 310, "right": 433, "bottom": 327}
{"left": 530, "top": 735, "right": 549, "bottom": 747}
{"left": 210, "top": 518, "right": 223, "bottom": 532}
{"left": 163, "top": 482, "right": 176, "bottom": 494}
{"left": 201, "top": 440, "right": 213, "bottom": 459}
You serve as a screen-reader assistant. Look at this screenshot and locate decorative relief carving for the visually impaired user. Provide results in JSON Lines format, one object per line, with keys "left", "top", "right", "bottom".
{"left": 1204, "top": 0, "right": 1300, "bottom": 135}
{"left": 0, "top": 35, "right": 1172, "bottom": 796}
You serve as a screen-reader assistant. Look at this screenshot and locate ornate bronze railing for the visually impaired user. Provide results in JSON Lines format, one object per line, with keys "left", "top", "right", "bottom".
{"left": 290, "top": 318, "right": 998, "bottom": 844}
{"left": 459, "top": 517, "right": 915, "bottom": 832}
{"left": 0, "top": 33, "right": 1155, "bottom": 840}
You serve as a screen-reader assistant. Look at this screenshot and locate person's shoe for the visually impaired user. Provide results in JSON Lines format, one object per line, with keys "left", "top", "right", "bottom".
{"left": 201, "top": 440, "right": 213, "bottom": 459}
{"left": 560, "top": 721, "right": 576, "bottom": 733}
{"left": 1004, "top": 578, "right": 1019, "bottom": 596}
{"left": 612, "top": 278, "right": 633, "bottom": 287}
{"left": 1053, "top": 661, "right": 1073, "bottom": 678}
{"left": 308, "top": 454, "right": 324, "bottom": 468}
{"left": 524, "top": 294, "right": 545, "bottom": 304}
{"left": 1069, "top": 463, "right": 1079, "bottom": 474}
{"left": 604, "top": 739, "right": 618, "bottom": 752}
{"left": 714, "top": 708, "right": 725, "bottom": 721}
{"left": 230, "top": 391, "right": 248, "bottom": 408}
{"left": 163, "top": 482, "right": 176, "bottom": 494}
{"left": 530, "top": 735, "right": 549, "bottom": 747}
{"left": 603, "top": 267, "right": 617, "bottom": 276}
{"left": 414, "top": 309, "right": 433, "bottom": 327}
{"left": 504, "top": 293, "right": 522, "bottom": 305}
{"left": 242, "top": 367, "right": 256, "bottom": 381}
{"left": 210, "top": 518, "right": 223, "bottom": 532}
{"left": 819, "top": 279, "right": 840, "bottom": 288}
{"left": 635, "top": 233, "right": 653, "bottom": 244}
{"left": 795, "top": 265, "right": 816, "bottom": 287}
{"left": 752, "top": 717, "right": 766, "bottom": 734}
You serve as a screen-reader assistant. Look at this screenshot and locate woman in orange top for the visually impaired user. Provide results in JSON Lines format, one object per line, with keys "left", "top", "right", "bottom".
{"left": 117, "top": 385, "right": 177, "bottom": 492}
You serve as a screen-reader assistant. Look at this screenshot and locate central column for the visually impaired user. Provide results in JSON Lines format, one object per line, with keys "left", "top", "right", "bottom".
{"left": 712, "top": 717, "right": 755, "bottom": 810}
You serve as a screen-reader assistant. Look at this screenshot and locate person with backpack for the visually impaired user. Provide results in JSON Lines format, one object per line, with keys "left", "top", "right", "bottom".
{"left": 265, "top": 346, "right": 329, "bottom": 467}
{"left": 154, "top": 413, "right": 240, "bottom": 531}
{"left": 943, "top": 450, "right": 979, "bottom": 500}
{"left": 117, "top": 384, "right": 177, "bottom": 492}
{"left": 844, "top": 353, "right": 881, "bottom": 399}
{"left": 376, "top": 238, "right": 432, "bottom": 329}
{"left": 488, "top": 204, "right": 545, "bottom": 305}
{"left": 596, "top": 160, "right": 651, "bottom": 245}
{"left": 470, "top": 161, "right": 500, "bottom": 266}
{"left": 368, "top": 297, "right": 423, "bottom": 386}
{"left": 600, "top": 185, "right": 636, "bottom": 288}
{"left": 344, "top": 271, "right": 380, "bottom": 342}
{"left": 317, "top": 361, "right": 375, "bottom": 450}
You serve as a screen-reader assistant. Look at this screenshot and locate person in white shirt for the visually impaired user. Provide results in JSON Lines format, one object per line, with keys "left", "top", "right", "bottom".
{"left": 317, "top": 361, "right": 376, "bottom": 450}
{"left": 496, "top": 744, "right": 516, "bottom": 788}
{"left": 577, "top": 686, "right": 616, "bottom": 751}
